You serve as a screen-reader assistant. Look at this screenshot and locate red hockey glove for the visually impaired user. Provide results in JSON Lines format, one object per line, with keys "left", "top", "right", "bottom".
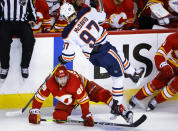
{"left": 29, "top": 109, "right": 41, "bottom": 124}
{"left": 159, "top": 62, "right": 174, "bottom": 78}
{"left": 82, "top": 113, "right": 94, "bottom": 127}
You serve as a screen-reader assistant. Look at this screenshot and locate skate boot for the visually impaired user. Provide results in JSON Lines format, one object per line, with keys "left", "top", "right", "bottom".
{"left": 111, "top": 99, "right": 133, "bottom": 124}
{"left": 146, "top": 97, "right": 158, "bottom": 111}
{"left": 119, "top": 104, "right": 133, "bottom": 124}
{"left": 128, "top": 95, "right": 137, "bottom": 109}
{"left": 125, "top": 67, "right": 145, "bottom": 83}
{"left": 0, "top": 68, "right": 9, "bottom": 79}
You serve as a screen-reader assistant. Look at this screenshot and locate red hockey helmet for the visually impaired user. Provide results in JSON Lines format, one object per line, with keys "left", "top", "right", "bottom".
{"left": 54, "top": 65, "right": 69, "bottom": 87}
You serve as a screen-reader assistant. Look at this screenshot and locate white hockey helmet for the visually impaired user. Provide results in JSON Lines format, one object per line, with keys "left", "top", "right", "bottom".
{"left": 169, "top": 0, "right": 178, "bottom": 13}
{"left": 60, "top": 2, "right": 76, "bottom": 20}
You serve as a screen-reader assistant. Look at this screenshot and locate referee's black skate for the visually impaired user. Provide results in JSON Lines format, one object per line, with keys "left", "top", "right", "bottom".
{"left": 21, "top": 68, "right": 29, "bottom": 78}
{"left": 0, "top": 68, "right": 9, "bottom": 79}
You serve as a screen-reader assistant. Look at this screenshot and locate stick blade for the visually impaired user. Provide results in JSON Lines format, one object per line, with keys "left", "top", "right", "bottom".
{"left": 5, "top": 110, "right": 22, "bottom": 117}
{"left": 130, "top": 114, "right": 147, "bottom": 127}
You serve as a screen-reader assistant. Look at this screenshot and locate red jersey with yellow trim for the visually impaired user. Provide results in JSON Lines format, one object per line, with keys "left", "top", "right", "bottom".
{"left": 50, "top": 7, "right": 68, "bottom": 32}
{"left": 101, "top": 0, "right": 135, "bottom": 30}
{"left": 147, "top": 0, "right": 178, "bottom": 28}
{"left": 32, "top": 70, "right": 89, "bottom": 110}
{"left": 53, "top": 13, "right": 68, "bottom": 32}
{"left": 33, "top": 0, "right": 52, "bottom": 33}
{"left": 155, "top": 32, "right": 178, "bottom": 71}
{"left": 134, "top": 0, "right": 151, "bottom": 17}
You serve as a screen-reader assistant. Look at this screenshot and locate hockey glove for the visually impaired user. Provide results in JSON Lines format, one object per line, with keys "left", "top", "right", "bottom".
{"left": 82, "top": 113, "right": 94, "bottom": 127}
{"left": 29, "top": 108, "right": 41, "bottom": 124}
{"left": 58, "top": 55, "right": 67, "bottom": 64}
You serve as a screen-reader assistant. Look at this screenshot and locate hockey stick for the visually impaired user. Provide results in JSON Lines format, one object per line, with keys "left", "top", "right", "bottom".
{"left": 51, "top": 0, "right": 66, "bottom": 30}
{"left": 5, "top": 63, "right": 62, "bottom": 117}
{"left": 137, "top": 0, "right": 149, "bottom": 19}
{"left": 98, "top": 0, "right": 104, "bottom": 12}
{"left": 41, "top": 114, "right": 147, "bottom": 127}
{"left": 51, "top": 11, "right": 60, "bottom": 30}
{"left": 130, "top": 0, "right": 149, "bottom": 29}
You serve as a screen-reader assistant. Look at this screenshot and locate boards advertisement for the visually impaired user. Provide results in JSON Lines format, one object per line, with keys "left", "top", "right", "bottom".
{"left": 0, "top": 30, "right": 176, "bottom": 108}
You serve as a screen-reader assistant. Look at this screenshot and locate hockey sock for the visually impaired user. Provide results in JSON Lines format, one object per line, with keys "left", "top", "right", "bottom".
{"left": 155, "top": 85, "right": 176, "bottom": 103}
{"left": 97, "top": 89, "right": 112, "bottom": 105}
{"left": 135, "top": 82, "right": 154, "bottom": 100}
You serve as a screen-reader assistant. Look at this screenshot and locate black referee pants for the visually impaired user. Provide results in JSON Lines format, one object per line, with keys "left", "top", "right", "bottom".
{"left": 0, "top": 21, "right": 35, "bottom": 69}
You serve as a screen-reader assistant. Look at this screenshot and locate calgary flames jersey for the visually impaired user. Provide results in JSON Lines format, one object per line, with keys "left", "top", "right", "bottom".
{"left": 33, "top": 0, "right": 52, "bottom": 33}
{"left": 147, "top": 0, "right": 178, "bottom": 28}
{"left": 155, "top": 32, "right": 178, "bottom": 71}
{"left": 134, "top": 0, "right": 151, "bottom": 17}
{"left": 101, "top": 0, "right": 135, "bottom": 30}
{"left": 52, "top": 9, "right": 68, "bottom": 32}
{"left": 32, "top": 70, "right": 89, "bottom": 110}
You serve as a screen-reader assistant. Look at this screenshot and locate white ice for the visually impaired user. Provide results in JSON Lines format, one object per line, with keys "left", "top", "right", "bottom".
{"left": 0, "top": 100, "right": 178, "bottom": 131}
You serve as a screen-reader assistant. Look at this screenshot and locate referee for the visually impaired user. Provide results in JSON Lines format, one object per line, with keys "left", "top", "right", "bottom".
{"left": 0, "top": 0, "right": 37, "bottom": 79}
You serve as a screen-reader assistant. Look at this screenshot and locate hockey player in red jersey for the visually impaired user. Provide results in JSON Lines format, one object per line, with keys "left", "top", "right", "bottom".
{"left": 29, "top": 65, "right": 134, "bottom": 126}
{"left": 129, "top": 32, "right": 178, "bottom": 111}
{"left": 133, "top": 0, "right": 156, "bottom": 29}
{"left": 101, "top": 0, "right": 135, "bottom": 30}
{"left": 33, "top": 0, "right": 52, "bottom": 33}
{"left": 134, "top": 0, "right": 178, "bottom": 29}
{"left": 45, "top": 0, "right": 67, "bottom": 32}
{"left": 146, "top": 0, "right": 178, "bottom": 29}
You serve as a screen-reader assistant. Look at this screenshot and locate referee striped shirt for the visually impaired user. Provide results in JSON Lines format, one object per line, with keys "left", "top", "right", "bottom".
{"left": 0, "top": 0, "right": 37, "bottom": 22}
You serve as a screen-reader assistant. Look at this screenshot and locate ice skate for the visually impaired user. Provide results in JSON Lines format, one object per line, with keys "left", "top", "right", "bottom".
{"left": 128, "top": 95, "right": 137, "bottom": 109}
{"left": 146, "top": 97, "right": 158, "bottom": 111}
{"left": 111, "top": 99, "right": 133, "bottom": 124}
{"left": 0, "top": 68, "right": 9, "bottom": 79}
{"left": 125, "top": 67, "right": 145, "bottom": 86}
{"left": 21, "top": 68, "right": 29, "bottom": 78}
{"left": 119, "top": 104, "right": 133, "bottom": 124}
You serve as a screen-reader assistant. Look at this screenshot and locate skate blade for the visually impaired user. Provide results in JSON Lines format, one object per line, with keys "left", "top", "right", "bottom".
{"left": 110, "top": 115, "right": 118, "bottom": 120}
{"left": 127, "top": 113, "right": 133, "bottom": 124}
{"left": 128, "top": 105, "right": 134, "bottom": 110}
{"left": 146, "top": 107, "right": 152, "bottom": 112}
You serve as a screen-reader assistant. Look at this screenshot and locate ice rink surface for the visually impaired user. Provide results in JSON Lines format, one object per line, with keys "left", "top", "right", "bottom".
{"left": 0, "top": 100, "right": 178, "bottom": 131}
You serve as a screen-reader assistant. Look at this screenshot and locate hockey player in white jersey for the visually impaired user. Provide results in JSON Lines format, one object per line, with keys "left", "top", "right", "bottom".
{"left": 58, "top": 2, "right": 145, "bottom": 124}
